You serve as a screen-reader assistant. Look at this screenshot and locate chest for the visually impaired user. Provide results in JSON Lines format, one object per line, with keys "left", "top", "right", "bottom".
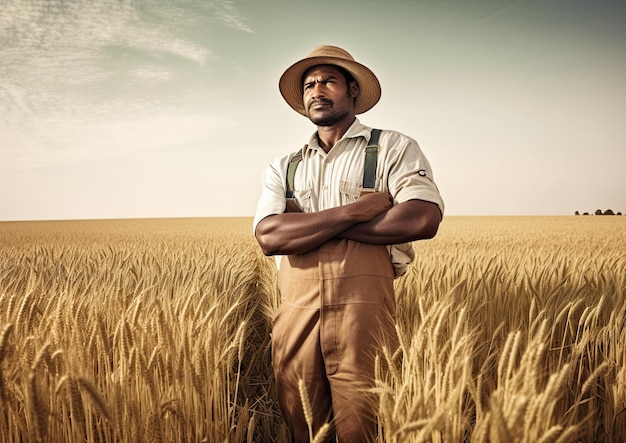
{"left": 293, "top": 147, "right": 380, "bottom": 212}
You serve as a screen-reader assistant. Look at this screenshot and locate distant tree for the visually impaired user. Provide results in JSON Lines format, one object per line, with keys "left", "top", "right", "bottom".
{"left": 577, "top": 209, "right": 624, "bottom": 215}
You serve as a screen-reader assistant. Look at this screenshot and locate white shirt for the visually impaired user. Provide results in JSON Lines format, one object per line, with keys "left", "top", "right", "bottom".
{"left": 254, "top": 119, "right": 444, "bottom": 276}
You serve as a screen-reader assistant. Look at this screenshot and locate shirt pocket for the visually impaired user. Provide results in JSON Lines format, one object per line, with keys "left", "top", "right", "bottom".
{"left": 339, "top": 179, "right": 362, "bottom": 206}
{"left": 294, "top": 188, "right": 312, "bottom": 212}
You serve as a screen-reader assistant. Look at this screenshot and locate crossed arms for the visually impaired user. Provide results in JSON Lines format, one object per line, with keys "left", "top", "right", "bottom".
{"left": 254, "top": 192, "right": 442, "bottom": 256}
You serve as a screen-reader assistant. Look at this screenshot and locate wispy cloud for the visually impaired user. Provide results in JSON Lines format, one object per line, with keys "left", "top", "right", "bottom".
{"left": 210, "top": 0, "right": 254, "bottom": 33}
{"left": 0, "top": 0, "right": 254, "bottom": 115}
{"left": 0, "top": 0, "right": 253, "bottom": 169}
{"left": 479, "top": 2, "right": 520, "bottom": 24}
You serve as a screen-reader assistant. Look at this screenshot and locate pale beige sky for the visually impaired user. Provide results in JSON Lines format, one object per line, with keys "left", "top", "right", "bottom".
{"left": 1, "top": 0, "right": 625, "bottom": 220}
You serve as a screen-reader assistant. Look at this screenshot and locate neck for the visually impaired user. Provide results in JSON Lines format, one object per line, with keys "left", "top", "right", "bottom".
{"left": 316, "top": 117, "right": 355, "bottom": 152}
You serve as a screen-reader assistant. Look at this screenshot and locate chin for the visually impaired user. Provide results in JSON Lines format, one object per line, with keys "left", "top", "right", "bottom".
{"left": 311, "top": 119, "right": 334, "bottom": 127}
{"left": 309, "top": 113, "right": 342, "bottom": 127}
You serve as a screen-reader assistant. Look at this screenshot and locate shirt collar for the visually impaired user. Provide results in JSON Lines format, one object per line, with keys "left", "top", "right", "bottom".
{"left": 306, "top": 118, "right": 372, "bottom": 151}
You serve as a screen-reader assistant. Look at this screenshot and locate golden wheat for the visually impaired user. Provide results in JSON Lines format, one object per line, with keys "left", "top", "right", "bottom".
{"left": 298, "top": 378, "right": 314, "bottom": 440}
{"left": 0, "top": 216, "right": 624, "bottom": 441}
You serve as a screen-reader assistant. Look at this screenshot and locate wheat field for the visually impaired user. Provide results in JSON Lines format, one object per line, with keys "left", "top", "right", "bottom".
{"left": 0, "top": 216, "right": 624, "bottom": 442}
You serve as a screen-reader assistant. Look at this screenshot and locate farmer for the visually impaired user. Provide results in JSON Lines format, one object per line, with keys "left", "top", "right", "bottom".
{"left": 253, "top": 45, "right": 444, "bottom": 442}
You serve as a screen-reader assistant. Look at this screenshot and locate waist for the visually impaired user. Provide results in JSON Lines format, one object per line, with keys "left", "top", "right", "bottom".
{"left": 282, "top": 239, "right": 394, "bottom": 279}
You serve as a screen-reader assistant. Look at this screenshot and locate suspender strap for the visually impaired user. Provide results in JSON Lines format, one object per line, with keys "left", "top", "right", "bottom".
{"left": 286, "top": 148, "right": 304, "bottom": 198}
{"left": 363, "top": 129, "right": 381, "bottom": 189}
{"left": 285, "top": 129, "right": 382, "bottom": 197}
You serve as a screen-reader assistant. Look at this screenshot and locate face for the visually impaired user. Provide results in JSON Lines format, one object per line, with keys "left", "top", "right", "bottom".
{"left": 302, "top": 65, "right": 359, "bottom": 127}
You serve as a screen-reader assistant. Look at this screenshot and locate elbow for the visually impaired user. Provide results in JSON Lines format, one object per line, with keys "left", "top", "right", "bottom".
{"left": 401, "top": 200, "right": 442, "bottom": 242}
{"left": 254, "top": 218, "right": 284, "bottom": 256}
{"left": 414, "top": 206, "right": 442, "bottom": 240}
{"left": 260, "top": 244, "right": 279, "bottom": 257}
{"left": 255, "top": 231, "right": 279, "bottom": 256}
{"left": 420, "top": 217, "right": 440, "bottom": 239}
{"left": 254, "top": 217, "right": 275, "bottom": 256}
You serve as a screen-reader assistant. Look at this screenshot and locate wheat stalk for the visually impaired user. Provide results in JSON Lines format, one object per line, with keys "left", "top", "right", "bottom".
{"left": 27, "top": 370, "right": 48, "bottom": 442}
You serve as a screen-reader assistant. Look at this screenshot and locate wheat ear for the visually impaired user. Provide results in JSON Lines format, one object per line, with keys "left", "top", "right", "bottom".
{"left": 0, "top": 324, "right": 14, "bottom": 407}
{"left": 0, "top": 324, "right": 14, "bottom": 364}
{"left": 298, "top": 378, "right": 314, "bottom": 440}
{"left": 77, "top": 377, "right": 111, "bottom": 421}
{"left": 312, "top": 423, "right": 331, "bottom": 443}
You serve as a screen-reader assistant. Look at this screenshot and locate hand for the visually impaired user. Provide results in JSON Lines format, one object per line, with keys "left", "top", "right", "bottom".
{"left": 346, "top": 192, "right": 393, "bottom": 223}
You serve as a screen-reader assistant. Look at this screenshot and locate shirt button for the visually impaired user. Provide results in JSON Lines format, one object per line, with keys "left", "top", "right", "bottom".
{"left": 322, "top": 185, "right": 328, "bottom": 190}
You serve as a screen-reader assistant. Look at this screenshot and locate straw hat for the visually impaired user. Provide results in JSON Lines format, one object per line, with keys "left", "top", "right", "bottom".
{"left": 279, "top": 45, "right": 381, "bottom": 116}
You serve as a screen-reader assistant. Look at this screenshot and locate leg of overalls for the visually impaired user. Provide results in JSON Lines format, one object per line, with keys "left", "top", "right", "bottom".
{"left": 273, "top": 248, "right": 334, "bottom": 442}
{"left": 320, "top": 239, "right": 398, "bottom": 442}
{"left": 273, "top": 239, "right": 398, "bottom": 442}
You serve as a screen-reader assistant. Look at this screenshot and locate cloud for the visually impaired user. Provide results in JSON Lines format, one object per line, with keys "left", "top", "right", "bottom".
{"left": 130, "top": 65, "right": 173, "bottom": 82}
{"left": 479, "top": 2, "right": 520, "bottom": 24}
{"left": 210, "top": 0, "right": 254, "bottom": 33}
{"left": 0, "top": 0, "right": 254, "bottom": 174}
{"left": 0, "top": 0, "right": 252, "bottom": 123}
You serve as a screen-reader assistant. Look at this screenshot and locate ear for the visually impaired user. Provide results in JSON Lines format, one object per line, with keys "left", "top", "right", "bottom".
{"left": 350, "top": 82, "right": 360, "bottom": 98}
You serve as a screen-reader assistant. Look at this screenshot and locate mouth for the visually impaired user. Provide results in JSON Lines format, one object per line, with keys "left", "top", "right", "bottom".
{"left": 309, "top": 99, "right": 332, "bottom": 111}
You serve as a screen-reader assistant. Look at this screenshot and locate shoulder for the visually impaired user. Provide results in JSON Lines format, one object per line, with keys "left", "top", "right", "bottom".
{"left": 375, "top": 129, "right": 424, "bottom": 162}
{"left": 262, "top": 146, "right": 307, "bottom": 183}
{"left": 378, "top": 129, "right": 419, "bottom": 147}
{"left": 269, "top": 148, "right": 305, "bottom": 168}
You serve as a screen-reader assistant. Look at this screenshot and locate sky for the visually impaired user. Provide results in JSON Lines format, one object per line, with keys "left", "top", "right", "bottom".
{"left": 1, "top": 0, "right": 625, "bottom": 221}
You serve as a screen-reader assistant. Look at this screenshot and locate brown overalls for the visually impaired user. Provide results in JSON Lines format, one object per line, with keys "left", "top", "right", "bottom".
{"left": 272, "top": 236, "right": 399, "bottom": 442}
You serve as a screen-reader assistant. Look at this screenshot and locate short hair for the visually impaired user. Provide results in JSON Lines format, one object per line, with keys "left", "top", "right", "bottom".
{"left": 336, "top": 66, "right": 356, "bottom": 85}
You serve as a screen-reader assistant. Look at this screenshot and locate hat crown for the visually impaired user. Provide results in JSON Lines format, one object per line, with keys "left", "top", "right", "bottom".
{"left": 305, "top": 45, "right": 355, "bottom": 62}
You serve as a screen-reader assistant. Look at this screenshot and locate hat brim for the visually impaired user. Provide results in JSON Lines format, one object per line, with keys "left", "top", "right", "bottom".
{"left": 279, "top": 56, "right": 381, "bottom": 116}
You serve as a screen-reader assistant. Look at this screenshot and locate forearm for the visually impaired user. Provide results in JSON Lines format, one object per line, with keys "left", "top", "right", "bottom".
{"left": 255, "top": 206, "right": 360, "bottom": 256}
{"left": 255, "top": 192, "right": 394, "bottom": 256}
{"left": 338, "top": 199, "right": 442, "bottom": 245}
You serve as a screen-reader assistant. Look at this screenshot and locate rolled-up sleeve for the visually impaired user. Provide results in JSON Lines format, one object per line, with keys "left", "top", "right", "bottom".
{"left": 384, "top": 132, "right": 444, "bottom": 215}
{"left": 253, "top": 156, "right": 290, "bottom": 232}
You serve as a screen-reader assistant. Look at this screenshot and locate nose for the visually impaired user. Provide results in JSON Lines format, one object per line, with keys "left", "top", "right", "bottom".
{"left": 306, "top": 81, "right": 325, "bottom": 98}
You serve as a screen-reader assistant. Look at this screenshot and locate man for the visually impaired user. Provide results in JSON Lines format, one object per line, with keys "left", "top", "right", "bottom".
{"left": 253, "top": 45, "right": 444, "bottom": 442}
